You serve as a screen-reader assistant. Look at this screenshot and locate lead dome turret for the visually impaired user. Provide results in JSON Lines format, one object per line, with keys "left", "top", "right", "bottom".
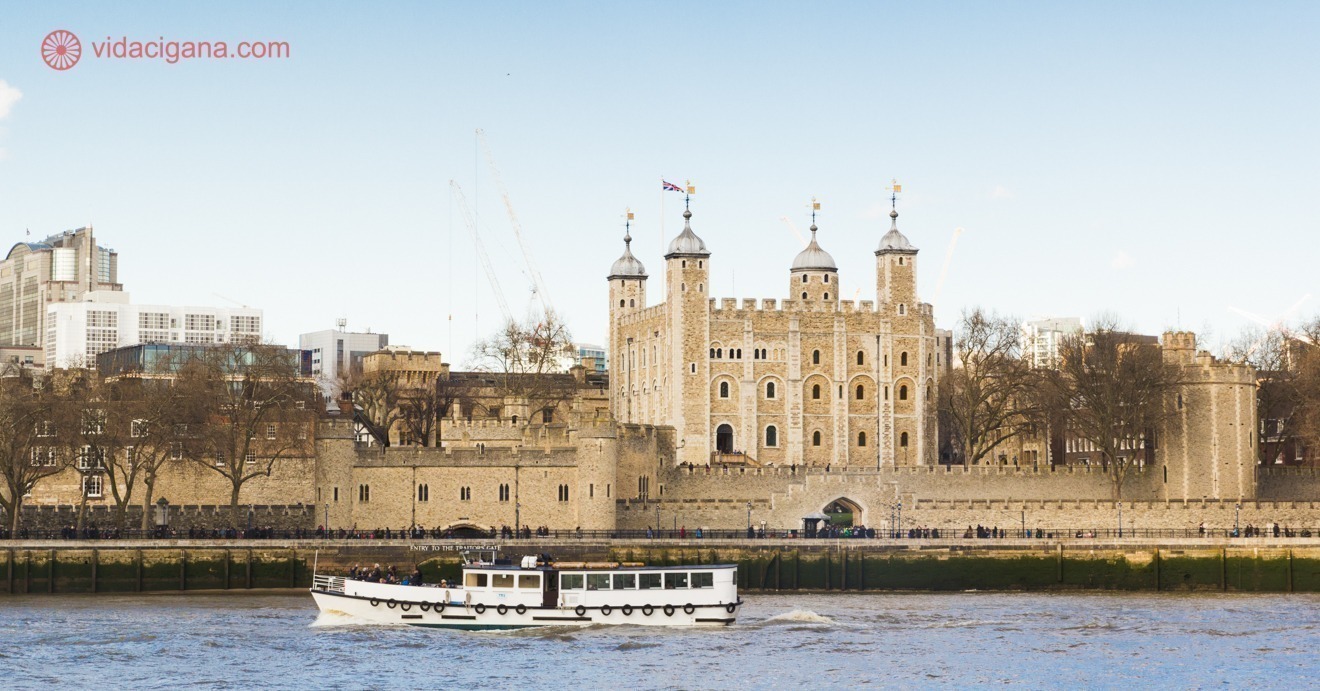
{"left": 608, "top": 229, "right": 646, "bottom": 279}
{"left": 791, "top": 224, "right": 837, "bottom": 271}
{"left": 665, "top": 209, "right": 709, "bottom": 257}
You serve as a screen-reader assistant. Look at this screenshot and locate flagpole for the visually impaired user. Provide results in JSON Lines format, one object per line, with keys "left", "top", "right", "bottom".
{"left": 660, "top": 177, "right": 665, "bottom": 258}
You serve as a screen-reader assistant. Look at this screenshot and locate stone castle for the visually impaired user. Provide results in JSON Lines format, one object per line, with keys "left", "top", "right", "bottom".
{"left": 13, "top": 202, "right": 1320, "bottom": 536}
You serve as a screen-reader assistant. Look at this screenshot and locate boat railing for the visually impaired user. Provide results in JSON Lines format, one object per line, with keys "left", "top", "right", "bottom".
{"left": 312, "top": 575, "right": 346, "bottom": 593}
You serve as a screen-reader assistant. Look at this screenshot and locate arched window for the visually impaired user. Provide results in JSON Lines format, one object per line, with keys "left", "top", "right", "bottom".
{"left": 710, "top": 348, "right": 715, "bottom": 358}
{"left": 761, "top": 349, "right": 767, "bottom": 360}
{"left": 857, "top": 350, "right": 864, "bottom": 365}
{"left": 898, "top": 257, "right": 904, "bottom": 266}
{"left": 629, "top": 299, "right": 635, "bottom": 307}
{"left": 898, "top": 304, "right": 906, "bottom": 315}
{"left": 719, "top": 381, "right": 730, "bottom": 398}
{"left": 858, "top": 431, "right": 867, "bottom": 447}
{"left": 812, "top": 431, "right": 821, "bottom": 446}
{"left": 824, "top": 293, "right": 829, "bottom": 300}
{"left": 766, "top": 381, "right": 776, "bottom": 399}
{"left": 418, "top": 484, "right": 429, "bottom": 502}
{"left": 926, "top": 385, "right": 932, "bottom": 400}
{"left": 765, "top": 426, "right": 778, "bottom": 447}
{"left": 812, "top": 350, "right": 820, "bottom": 364}
{"left": 900, "top": 432, "right": 909, "bottom": 447}
{"left": 802, "top": 292, "right": 808, "bottom": 300}
{"left": 620, "top": 299, "right": 625, "bottom": 307}
{"left": 802, "top": 274, "right": 808, "bottom": 284}
{"left": 812, "top": 384, "right": 821, "bottom": 400}
{"left": 900, "top": 352, "right": 908, "bottom": 366}
{"left": 899, "top": 385, "right": 908, "bottom": 400}
{"left": 824, "top": 274, "right": 829, "bottom": 283}
{"left": 856, "top": 384, "right": 864, "bottom": 400}
{"left": 716, "top": 348, "right": 722, "bottom": 358}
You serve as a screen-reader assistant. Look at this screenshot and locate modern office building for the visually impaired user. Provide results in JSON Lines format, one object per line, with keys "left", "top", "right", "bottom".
{"left": 1020, "top": 317, "right": 1084, "bottom": 369}
{"left": 0, "top": 226, "right": 122, "bottom": 357}
{"left": 298, "top": 320, "right": 389, "bottom": 399}
{"left": 45, "top": 291, "right": 262, "bottom": 368}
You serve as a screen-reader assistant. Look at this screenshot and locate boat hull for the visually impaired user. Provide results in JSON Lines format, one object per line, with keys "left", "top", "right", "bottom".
{"left": 311, "top": 589, "right": 740, "bottom": 629}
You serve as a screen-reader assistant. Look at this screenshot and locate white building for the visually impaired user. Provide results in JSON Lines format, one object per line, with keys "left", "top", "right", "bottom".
{"left": 1020, "top": 317, "right": 1083, "bottom": 369}
{"left": 299, "top": 321, "right": 389, "bottom": 400}
{"left": 45, "top": 291, "right": 262, "bottom": 368}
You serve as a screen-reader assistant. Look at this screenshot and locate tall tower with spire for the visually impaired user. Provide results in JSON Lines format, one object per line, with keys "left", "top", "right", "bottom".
{"left": 664, "top": 200, "right": 711, "bottom": 466}
{"left": 607, "top": 214, "right": 647, "bottom": 423}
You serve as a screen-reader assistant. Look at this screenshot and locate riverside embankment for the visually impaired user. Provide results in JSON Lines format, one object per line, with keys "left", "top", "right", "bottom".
{"left": 5, "top": 538, "right": 1320, "bottom": 594}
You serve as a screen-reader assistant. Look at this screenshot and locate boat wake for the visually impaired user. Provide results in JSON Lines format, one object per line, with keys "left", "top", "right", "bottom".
{"left": 309, "top": 609, "right": 392, "bottom": 628}
{"left": 759, "top": 609, "right": 835, "bottom": 625}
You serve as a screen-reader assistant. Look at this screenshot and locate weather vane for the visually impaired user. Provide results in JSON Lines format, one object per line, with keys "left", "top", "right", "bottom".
{"left": 890, "top": 179, "right": 902, "bottom": 210}
{"left": 685, "top": 180, "right": 696, "bottom": 211}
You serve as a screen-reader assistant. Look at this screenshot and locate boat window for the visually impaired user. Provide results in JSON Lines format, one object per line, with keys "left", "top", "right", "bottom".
{"left": 465, "top": 573, "right": 488, "bottom": 588}
{"left": 491, "top": 573, "right": 515, "bottom": 589}
{"left": 518, "top": 574, "right": 541, "bottom": 589}
{"left": 691, "top": 572, "right": 714, "bottom": 588}
{"left": 587, "top": 574, "right": 612, "bottom": 590}
{"left": 560, "top": 573, "right": 584, "bottom": 590}
{"left": 638, "top": 573, "right": 662, "bottom": 589}
{"left": 664, "top": 572, "right": 689, "bottom": 589}
{"left": 612, "top": 573, "right": 636, "bottom": 589}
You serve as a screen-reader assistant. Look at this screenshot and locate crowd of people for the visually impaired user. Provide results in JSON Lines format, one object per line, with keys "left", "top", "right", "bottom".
{"left": 347, "top": 562, "right": 426, "bottom": 586}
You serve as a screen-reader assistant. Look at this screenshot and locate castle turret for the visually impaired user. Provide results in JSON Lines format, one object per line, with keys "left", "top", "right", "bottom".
{"left": 876, "top": 208, "right": 918, "bottom": 309}
{"left": 665, "top": 206, "right": 711, "bottom": 466}
{"left": 789, "top": 222, "right": 839, "bottom": 304}
{"left": 607, "top": 225, "right": 647, "bottom": 422}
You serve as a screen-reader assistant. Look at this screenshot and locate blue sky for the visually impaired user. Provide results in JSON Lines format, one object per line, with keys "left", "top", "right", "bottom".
{"left": 1, "top": 2, "right": 1317, "bottom": 361}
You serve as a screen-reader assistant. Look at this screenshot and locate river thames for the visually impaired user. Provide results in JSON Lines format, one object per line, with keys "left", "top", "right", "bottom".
{"left": 3, "top": 591, "right": 1316, "bottom": 688}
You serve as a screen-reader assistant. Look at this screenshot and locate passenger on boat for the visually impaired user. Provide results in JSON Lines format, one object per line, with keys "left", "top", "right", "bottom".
{"left": 409, "top": 568, "right": 423, "bottom": 586}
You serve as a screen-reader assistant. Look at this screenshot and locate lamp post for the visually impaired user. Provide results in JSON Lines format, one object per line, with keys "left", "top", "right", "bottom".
{"left": 1235, "top": 503, "right": 1241, "bottom": 537}
{"left": 746, "top": 502, "right": 752, "bottom": 534}
{"left": 1117, "top": 502, "right": 1123, "bottom": 538}
{"left": 324, "top": 503, "right": 329, "bottom": 534}
{"left": 655, "top": 506, "right": 660, "bottom": 537}
{"left": 897, "top": 501, "right": 902, "bottom": 538}
{"left": 515, "top": 502, "right": 521, "bottom": 539}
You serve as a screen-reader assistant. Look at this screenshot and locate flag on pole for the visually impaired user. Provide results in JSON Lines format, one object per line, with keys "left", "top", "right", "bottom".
{"left": 662, "top": 180, "right": 683, "bottom": 193}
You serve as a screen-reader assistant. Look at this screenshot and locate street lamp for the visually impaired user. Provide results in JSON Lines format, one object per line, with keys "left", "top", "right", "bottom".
{"left": 1235, "top": 503, "right": 1241, "bottom": 537}
{"left": 897, "top": 501, "right": 902, "bottom": 538}
{"left": 324, "top": 503, "right": 329, "bottom": 534}
{"left": 746, "top": 502, "right": 752, "bottom": 534}
{"left": 1117, "top": 502, "right": 1123, "bottom": 538}
{"left": 515, "top": 502, "right": 521, "bottom": 539}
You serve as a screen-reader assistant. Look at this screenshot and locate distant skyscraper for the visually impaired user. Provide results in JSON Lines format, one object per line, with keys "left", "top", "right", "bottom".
{"left": 0, "top": 226, "right": 122, "bottom": 355}
{"left": 576, "top": 343, "right": 608, "bottom": 374}
{"left": 1020, "top": 317, "right": 1083, "bottom": 369}
{"left": 299, "top": 321, "right": 389, "bottom": 400}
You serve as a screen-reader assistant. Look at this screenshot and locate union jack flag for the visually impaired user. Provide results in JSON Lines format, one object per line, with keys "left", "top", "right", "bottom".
{"left": 662, "top": 180, "right": 683, "bottom": 193}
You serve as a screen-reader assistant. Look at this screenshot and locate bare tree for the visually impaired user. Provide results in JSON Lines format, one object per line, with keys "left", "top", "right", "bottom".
{"left": 469, "top": 310, "right": 577, "bottom": 418}
{"left": 174, "top": 343, "right": 317, "bottom": 526}
{"left": 1226, "top": 328, "right": 1300, "bottom": 465}
{"left": 0, "top": 371, "right": 60, "bottom": 534}
{"left": 1049, "top": 321, "right": 1176, "bottom": 499}
{"left": 340, "top": 367, "right": 406, "bottom": 446}
{"left": 939, "top": 308, "right": 1036, "bottom": 465}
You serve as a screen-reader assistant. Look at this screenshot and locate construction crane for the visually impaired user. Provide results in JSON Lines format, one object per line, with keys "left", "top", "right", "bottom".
{"left": 477, "top": 128, "right": 554, "bottom": 316}
{"left": 1229, "top": 293, "right": 1315, "bottom": 357}
{"left": 450, "top": 180, "right": 513, "bottom": 323}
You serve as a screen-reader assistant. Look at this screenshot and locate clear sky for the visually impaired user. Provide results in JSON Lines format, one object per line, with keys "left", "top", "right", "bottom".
{"left": 2, "top": 2, "right": 1317, "bottom": 363}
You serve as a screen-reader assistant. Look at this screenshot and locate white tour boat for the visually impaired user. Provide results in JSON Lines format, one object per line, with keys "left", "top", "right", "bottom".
{"left": 310, "top": 551, "right": 743, "bottom": 630}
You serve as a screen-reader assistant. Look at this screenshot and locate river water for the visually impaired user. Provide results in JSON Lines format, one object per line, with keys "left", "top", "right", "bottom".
{"left": 3, "top": 591, "right": 1317, "bottom": 688}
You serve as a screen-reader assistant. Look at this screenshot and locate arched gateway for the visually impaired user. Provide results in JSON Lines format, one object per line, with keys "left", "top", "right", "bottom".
{"left": 824, "top": 497, "right": 863, "bottom": 527}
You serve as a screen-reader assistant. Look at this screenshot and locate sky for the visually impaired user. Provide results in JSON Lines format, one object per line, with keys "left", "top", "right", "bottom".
{"left": 1, "top": 2, "right": 1318, "bottom": 363}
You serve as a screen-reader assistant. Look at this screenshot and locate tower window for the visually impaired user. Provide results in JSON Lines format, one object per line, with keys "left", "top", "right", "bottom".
{"left": 824, "top": 274, "right": 829, "bottom": 283}
{"left": 802, "top": 274, "right": 808, "bottom": 284}
{"left": 857, "top": 350, "right": 864, "bottom": 365}
{"left": 900, "top": 432, "right": 909, "bottom": 447}
{"left": 812, "top": 431, "right": 822, "bottom": 446}
{"left": 899, "top": 385, "right": 908, "bottom": 400}
{"left": 812, "top": 350, "right": 820, "bottom": 364}
{"left": 901, "top": 352, "right": 908, "bottom": 366}
{"left": 719, "top": 381, "right": 730, "bottom": 398}
{"left": 898, "top": 257, "right": 904, "bottom": 265}
{"left": 682, "top": 260, "right": 687, "bottom": 268}
{"left": 856, "top": 384, "right": 864, "bottom": 400}
{"left": 812, "top": 384, "right": 821, "bottom": 400}
{"left": 620, "top": 299, "right": 625, "bottom": 307}
{"left": 802, "top": 292, "right": 808, "bottom": 300}
{"left": 898, "top": 304, "right": 906, "bottom": 315}
{"left": 716, "top": 348, "right": 722, "bottom": 358}
{"left": 858, "top": 431, "right": 867, "bottom": 447}
{"left": 698, "top": 260, "right": 703, "bottom": 268}
{"left": 630, "top": 299, "right": 635, "bottom": 307}
{"left": 766, "top": 381, "right": 777, "bottom": 399}
{"left": 824, "top": 293, "right": 829, "bottom": 300}
{"left": 765, "top": 426, "right": 778, "bottom": 447}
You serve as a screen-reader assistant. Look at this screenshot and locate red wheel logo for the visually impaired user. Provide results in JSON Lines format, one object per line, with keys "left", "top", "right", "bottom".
{"left": 42, "top": 30, "right": 82, "bottom": 70}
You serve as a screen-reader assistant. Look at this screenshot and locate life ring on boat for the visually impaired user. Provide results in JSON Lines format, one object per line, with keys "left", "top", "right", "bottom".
{"left": 663, "top": 604, "right": 675, "bottom": 617}
{"left": 642, "top": 604, "right": 654, "bottom": 616}
{"left": 683, "top": 604, "right": 695, "bottom": 615}
{"left": 474, "top": 603, "right": 486, "bottom": 614}
{"left": 400, "top": 603, "right": 411, "bottom": 612}
{"left": 497, "top": 604, "right": 508, "bottom": 616}
{"left": 386, "top": 600, "right": 397, "bottom": 609}
{"left": 621, "top": 605, "right": 633, "bottom": 616}
{"left": 419, "top": 603, "right": 430, "bottom": 612}
{"left": 369, "top": 598, "right": 379, "bottom": 607}
{"left": 575, "top": 605, "right": 587, "bottom": 617}
{"left": 726, "top": 603, "right": 736, "bottom": 614}
{"left": 515, "top": 604, "right": 527, "bottom": 615}
{"left": 601, "top": 605, "right": 612, "bottom": 616}
{"left": 436, "top": 602, "right": 446, "bottom": 613}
